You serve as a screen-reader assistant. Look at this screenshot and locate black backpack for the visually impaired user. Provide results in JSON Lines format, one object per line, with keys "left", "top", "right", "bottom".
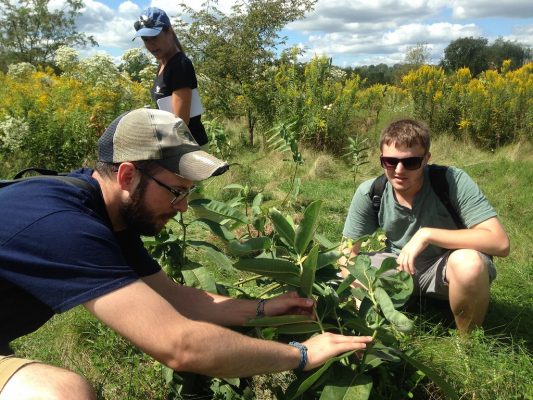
{"left": 369, "top": 164, "right": 465, "bottom": 229}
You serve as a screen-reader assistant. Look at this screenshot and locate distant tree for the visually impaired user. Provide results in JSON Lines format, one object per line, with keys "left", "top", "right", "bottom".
{"left": 441, "top": 36, "right": 489, "bottom": 76}
{"left": 351, "top": 64, "right": 394, "bottom": 86}
{"left": 488, "top": 37, "right": 530, "bottom": 70}
{"left": 174, "top": 0, "right": 317, "bottom": 146}
{"left": 404, "top": 42, "right": 431, "bottom": 67}
{"left": 0, "top": 0, "right": 97, "bottom": 70}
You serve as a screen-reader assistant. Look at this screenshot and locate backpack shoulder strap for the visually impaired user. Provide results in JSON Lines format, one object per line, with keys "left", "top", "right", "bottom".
{"left": 369, "top": 174, "right": 387, "bottom": 224}
{"left": 2, "top": 169, "right": 97, "bottom": 195}
{"left": 13, "top": 167, "right": 59, "bottom": 179}
{"left": 428, "top": 165, "right": 465, "bottom": 229}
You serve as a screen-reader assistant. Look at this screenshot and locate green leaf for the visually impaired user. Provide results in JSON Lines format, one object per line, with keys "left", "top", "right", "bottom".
{"left": 294, "top": 200, "right": 322, "bottom": 255}
{"left": 320, "top": 370, "right": 373, "bottom": 400}
{"left": 223, "top": 183, "right": 245, "bottom": 190}
{"left": 378, "top": 271, "right": 414, "bottom": 308}
{"left": 300, "top": 245, "right": 319, "bottom": 297}
{"left": 342, "top": 317, "right": 397, "bottom": 346}
{"left": 317, "top": 250, "right": 342, "bottom": 270}
{"left": 192, "top": 218, "right": 235, "bottom": 241}
{"left": 374, "top": 257, "right": 398, "bottom": 278}
{"left": 374, "top": 287, "right": 414, "bottom": 333}
{"left": 227, "top": 237, "right": 272, "bottom": 256}
{"left": 233, "top": 258, "right": 300, "bottom": 277}
{"left": 347, "top": 255, "right": 375, "bottom": 288}
{"left": 269, "top": 207, "right": 296, "bottom": 247}
{"left": 395, "top": 350, "right": 460, "bottom": 400}
{"left": 252, "top": 193, "right": 263, "bottom": 215}
{"left": 316, "top": 286, "right": 339, "bottom": 322}
{"left": 266, "top": 273, "right": 302, "bottom": 288}
{"left": 221, "top": 377, "right": 240, "bottom": 387}
{"left": 336, "top": 274, "right": 356, "bottom": 296}
{"left": 190, "top": 243, "right": 234, "bottom": 271}
{"left": 288, "top": 351, "right": 355, "bottom": 400}
{"left": 189, "top": 198, "right": 249, "bottom": 224}
{"left": 276, "top": 322, "right": 336, "bottom": 335}
{"left": 245, "top": 315, "right": 313, "bottom": 327}
{"left": 181, "top": 265, "right": 217, "bottom": 293}
{"left": 314, "top": 233, "right": 336, "bottom": 249}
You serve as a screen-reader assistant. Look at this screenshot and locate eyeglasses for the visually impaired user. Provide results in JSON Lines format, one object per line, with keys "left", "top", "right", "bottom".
{"left": 138, "top": 169, "right": 196, "bottom": 205}
{"left": 380, "top": 155, "right": 425, "bottom": 170}
{"left": 134, "top": 15, "right": 156, "bottom": 31}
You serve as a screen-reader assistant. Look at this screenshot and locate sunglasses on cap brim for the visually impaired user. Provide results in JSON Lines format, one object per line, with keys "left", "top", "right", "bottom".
{"left": 134, "top": 16, "right": 158, "bottom": 31}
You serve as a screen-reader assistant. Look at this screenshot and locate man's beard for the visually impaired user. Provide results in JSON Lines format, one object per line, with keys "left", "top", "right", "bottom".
{"left": 120, "top": 179, "right": 167, "bottom": 236}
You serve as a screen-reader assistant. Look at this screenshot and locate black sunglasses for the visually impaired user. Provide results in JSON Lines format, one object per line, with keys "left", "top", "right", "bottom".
{"left": 380, "top": 155, "right": 425, "bottom": 170}
{"left": 137, "top": 169, "right": 196, "bottom": 205}
{"left": 134, "top": 16, "right": 156, "bottom": 31}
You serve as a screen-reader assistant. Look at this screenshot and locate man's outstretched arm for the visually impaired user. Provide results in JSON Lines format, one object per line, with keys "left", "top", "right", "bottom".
{"left": 84, "top": 280, "right": 372, "bottom": 378}
{"left": 141, "top": 270, "right": 315, "bottom": 326}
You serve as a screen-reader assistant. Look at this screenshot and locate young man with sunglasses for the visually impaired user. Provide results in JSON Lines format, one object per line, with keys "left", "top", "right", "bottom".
{"left": 340, "top": 119, "right": 509, "bottom": 333}
{"left": 0, "top": 108, "right": 372, "bottom": 399}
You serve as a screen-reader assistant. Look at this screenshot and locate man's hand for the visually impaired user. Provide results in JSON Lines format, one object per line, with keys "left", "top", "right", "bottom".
{"left": 264, "top": 292, "right": 315, "bottom": 317}
{"left": 397, "top": 228, "right": 430, "bottom": 275}
{"left": 302, "top": 333, "right": 373, "bottom": 371}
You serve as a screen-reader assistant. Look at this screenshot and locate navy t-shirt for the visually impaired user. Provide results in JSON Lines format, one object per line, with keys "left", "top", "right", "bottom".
{"left": 0, "top": 169, "right": 160, "bottom": 349}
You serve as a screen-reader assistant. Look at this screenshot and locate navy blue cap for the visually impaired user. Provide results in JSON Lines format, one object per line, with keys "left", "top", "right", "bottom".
{"left": 132, "top": 7, "right": 171, "bottom": 40}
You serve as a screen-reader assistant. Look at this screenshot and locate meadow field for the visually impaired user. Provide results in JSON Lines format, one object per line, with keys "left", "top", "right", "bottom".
{"left": 1, "top": 50, "right": 531, "bottom": 399}
{"left": 10, "top": 126, "right": 533, "bottom": 399}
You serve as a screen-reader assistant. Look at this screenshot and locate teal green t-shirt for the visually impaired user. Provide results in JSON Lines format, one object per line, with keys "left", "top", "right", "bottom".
{"left": 342, "top": 166, "right": 497, "bottom": 262}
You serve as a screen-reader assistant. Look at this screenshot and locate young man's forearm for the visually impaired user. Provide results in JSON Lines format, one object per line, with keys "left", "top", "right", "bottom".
{"left": 417, "top": 217, "right": 510, "bottom": 257}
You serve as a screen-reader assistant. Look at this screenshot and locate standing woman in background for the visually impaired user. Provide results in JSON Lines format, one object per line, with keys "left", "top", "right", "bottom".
{"left": 133, "top": 7, "right": 209, "bottom": 146}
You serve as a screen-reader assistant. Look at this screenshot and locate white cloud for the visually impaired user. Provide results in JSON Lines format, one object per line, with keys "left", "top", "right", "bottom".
{"left": 298, "top": 21, "right": 483, "bottom": 66}
{"left": 447, "top": 0, "right": 533, "bottom": 19}
{"left": 507, "top": 24, "right": 533, "bottom": 47}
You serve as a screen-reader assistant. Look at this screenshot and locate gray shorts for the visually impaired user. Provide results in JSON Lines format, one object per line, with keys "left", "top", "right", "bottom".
{"left": 367, "top": 250, "right": 496, "bottom": 300}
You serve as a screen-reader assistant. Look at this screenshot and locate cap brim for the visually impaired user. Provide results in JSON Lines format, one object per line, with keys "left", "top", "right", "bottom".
{"left": 158, "top": 150, "right": 229, "bottom": 182}
{"left": 132, "top": 27, "right": 163, "bottom": 40}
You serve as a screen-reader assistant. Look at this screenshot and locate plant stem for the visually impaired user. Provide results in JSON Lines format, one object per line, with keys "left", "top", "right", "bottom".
{"left": 358, "top": 329, "right": 378, "bottom": 374}
{"left": 332, "top": 309, "right": 344, "bottom": 335}
{"left": 177, "top": 212, "right": 187, "bottom": 266}
{"left": 313, "top": 303, "right": 325, "bottom": 334}
{"left": 235, "top": 274, "right": 263, "bottom": 286}
{"left": 257, "top": 283, "right": 281, "bottom": 297}
{"left": 281, "top": 163, "right": 299, "bottom": 206}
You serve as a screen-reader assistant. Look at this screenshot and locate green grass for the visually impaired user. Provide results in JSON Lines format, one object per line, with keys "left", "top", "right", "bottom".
{"left": 10, "top": 131, "right": 533, "bottom": 399}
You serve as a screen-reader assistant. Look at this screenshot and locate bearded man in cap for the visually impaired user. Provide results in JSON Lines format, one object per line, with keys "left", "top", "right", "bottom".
{"left": 0, "top": 108, "right": 371, "bottom": 399}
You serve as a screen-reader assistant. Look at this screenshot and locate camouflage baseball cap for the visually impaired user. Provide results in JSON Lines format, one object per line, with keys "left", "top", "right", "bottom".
{"left": 98, "top": 108, "right": 228, "bottom": 181}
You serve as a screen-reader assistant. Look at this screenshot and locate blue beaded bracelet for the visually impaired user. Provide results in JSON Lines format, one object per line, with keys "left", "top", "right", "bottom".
{"left": 288, "top": 341, "right": 308, "bottom": 371}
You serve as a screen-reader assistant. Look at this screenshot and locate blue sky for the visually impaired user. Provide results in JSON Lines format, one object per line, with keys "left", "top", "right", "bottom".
{"left": 71, "top": 0, "right": 533, "bottom": 67}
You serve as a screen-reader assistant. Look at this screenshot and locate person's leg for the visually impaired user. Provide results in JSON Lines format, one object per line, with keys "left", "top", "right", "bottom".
{"left": 0, "top": 358, "right": 96, "bottom": 400}
{"left": 445, "top": 249, "right": 494, "bottom": 333}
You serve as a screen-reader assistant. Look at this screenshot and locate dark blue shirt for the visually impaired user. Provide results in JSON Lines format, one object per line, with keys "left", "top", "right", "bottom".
{"left": 0, "top": 169, "right": 160, "bottom": 349}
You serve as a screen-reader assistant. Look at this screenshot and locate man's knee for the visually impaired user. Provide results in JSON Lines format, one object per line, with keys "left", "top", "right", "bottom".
{"left": 447, "top": 249, "right": 489, "bottom": 287}
{"left": 0, "top": 363, "right": 96, "bottom": 400}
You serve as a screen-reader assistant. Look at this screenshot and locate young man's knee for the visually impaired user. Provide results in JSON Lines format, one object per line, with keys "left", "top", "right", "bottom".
{"left": 1, "top": 364, "right": 96, "bottom": 400}
{"left": 447, "top": 249, "right": 489, "bottom": 285}
{"left": 56, "top": 372, "right": 96, "bottom": 400}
